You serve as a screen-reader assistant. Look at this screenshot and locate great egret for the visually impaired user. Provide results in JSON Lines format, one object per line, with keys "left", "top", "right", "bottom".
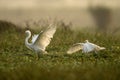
{"left": 67, "top": 40, "right": 105, "bottom": 54}
{"left": 25, "top": 24, "right": 56, "bottom": 59}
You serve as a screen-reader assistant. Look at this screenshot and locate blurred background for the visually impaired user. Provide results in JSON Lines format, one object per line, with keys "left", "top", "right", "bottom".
{"left": 0, "top": 0, "right": 120, "bottom": 33}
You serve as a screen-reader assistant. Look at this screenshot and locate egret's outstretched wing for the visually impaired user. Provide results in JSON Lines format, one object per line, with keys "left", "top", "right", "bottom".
{"left": 32, "top": 34, "right": 39, "bottom": 43}
{"left": 67, "top": 43, "right": 84, "bottom": 54}
{"left": 34, "top": 25, "right": 56, "bottom": 51}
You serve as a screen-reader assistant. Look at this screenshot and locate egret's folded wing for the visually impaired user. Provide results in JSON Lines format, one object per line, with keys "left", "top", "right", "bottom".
{"left": 67, "top": 43, "right": 84, "bottom": 54}
{"left": 34, "top": 26, "right": 56, "bottom": 50}
{"left": 32, "top": 34, "right": 39, "bottom": 43}
{"left": 85, "top": 42, "right": 96, "bottom": 52}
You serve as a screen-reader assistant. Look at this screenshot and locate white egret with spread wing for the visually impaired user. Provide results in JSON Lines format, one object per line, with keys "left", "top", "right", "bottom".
{"left": 67, "top": 40, "right": 105, "bottom": 54}
{"left": 25, "top": 24, "right": 56, "bottom": 59}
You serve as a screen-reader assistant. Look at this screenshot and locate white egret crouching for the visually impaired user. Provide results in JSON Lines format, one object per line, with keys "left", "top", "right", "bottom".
{"left": 25, "top": 24, "right": 56, "bottom": 59}
{"left": 67, "top": 40, "right": 105, "bottom": 54}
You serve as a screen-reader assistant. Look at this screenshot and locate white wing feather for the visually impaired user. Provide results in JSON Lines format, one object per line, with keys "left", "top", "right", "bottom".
{"left": 32, "top": 34, "right": 39, "bottom": 43}
{"left": 67, "top": 43, "right": 84, "bottom": 54}
{"left": 94, "top": 45, "right": 106, "bottom": 51}
{"left": 34, "top": 26, "right": 56, "bottom": 51}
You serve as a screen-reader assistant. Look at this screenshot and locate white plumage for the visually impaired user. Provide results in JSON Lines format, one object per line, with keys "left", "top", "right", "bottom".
{"left": 25, "top": 24, "right": 56, "bottom": 59}
{"left": 67, "top": 40, "right": 105, "bottom": 54}
{"left": 31, "top": 34, "right": 39, "bottom": 43}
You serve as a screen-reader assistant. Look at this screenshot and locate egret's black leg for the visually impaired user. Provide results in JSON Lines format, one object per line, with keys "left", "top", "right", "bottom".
{"left": 36, "top": 53, "right": 40, "bottom": 60}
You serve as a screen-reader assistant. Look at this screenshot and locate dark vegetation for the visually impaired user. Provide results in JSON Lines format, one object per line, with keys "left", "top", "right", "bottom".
{"left": 0, "top": 20, "right": 23, "bottom": 33}
{"left": 89, "top": 6, "right": 112, "bottom": 33}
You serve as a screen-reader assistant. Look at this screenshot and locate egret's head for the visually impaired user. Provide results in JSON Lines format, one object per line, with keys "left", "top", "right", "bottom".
{"left": 85, "top": 40, "right": 89, "bottom": 42}
{"left": 25, "top": 30, "right": 31, "bottom": 36}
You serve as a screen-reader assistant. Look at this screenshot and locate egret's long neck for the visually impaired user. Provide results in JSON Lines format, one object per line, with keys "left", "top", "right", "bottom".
{"left": 25, "top": 31, "right": 32, "bottom": 49}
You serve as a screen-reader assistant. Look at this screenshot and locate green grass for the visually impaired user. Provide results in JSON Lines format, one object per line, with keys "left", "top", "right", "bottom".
{"left": 0, "top": 28, "right": 120, "bottom": 80}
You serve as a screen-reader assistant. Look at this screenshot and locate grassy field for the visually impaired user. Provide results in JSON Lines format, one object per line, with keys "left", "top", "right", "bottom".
{"left": 0, "top": 23, "right": 120, "bottom": 80}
